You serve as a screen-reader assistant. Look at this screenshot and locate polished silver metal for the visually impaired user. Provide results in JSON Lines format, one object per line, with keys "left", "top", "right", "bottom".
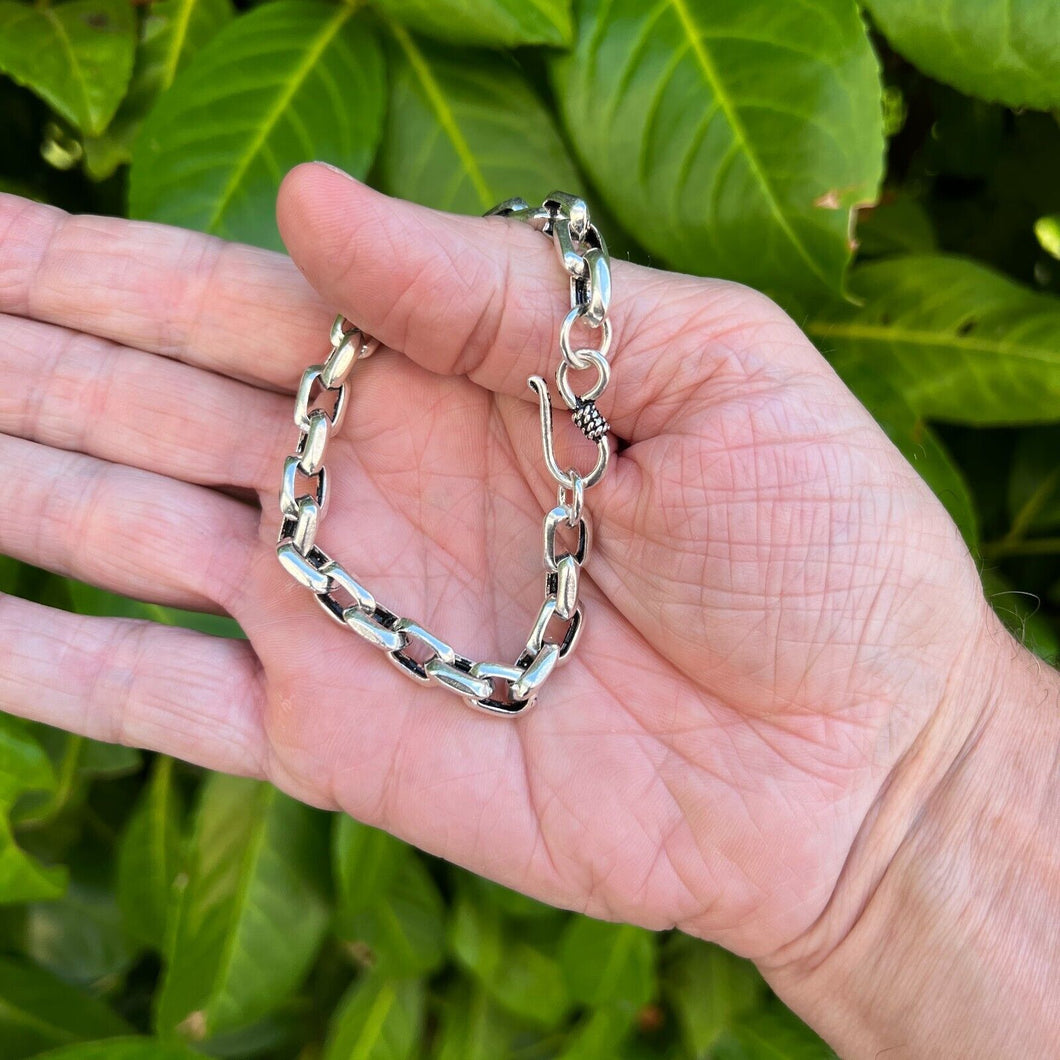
{"left": 559, "top": 307, "right": 611, "bottom": 370}
{"left": 530, "top": 376, "right": 610, "bottom": 491}
{"left": 276, "top": 193, "right": 616, "bottom": 716}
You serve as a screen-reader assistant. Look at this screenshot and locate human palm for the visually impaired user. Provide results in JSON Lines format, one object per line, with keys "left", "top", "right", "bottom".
{"left": 0, "top": 166, "right": 990, "bottom": 972}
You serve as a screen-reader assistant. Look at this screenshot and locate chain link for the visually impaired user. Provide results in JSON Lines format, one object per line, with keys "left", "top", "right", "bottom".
{"left": 276, "top": 193, "right": 615, "bottom": 716}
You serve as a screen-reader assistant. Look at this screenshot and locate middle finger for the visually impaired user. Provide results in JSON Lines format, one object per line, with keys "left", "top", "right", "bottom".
{"left": 0, "top": 313, "right": 290, "bottom": 493}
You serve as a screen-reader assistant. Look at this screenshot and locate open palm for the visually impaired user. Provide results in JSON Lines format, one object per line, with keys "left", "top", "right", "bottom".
{"left": 0, "top": 166, "right": 991, "bottom": 973}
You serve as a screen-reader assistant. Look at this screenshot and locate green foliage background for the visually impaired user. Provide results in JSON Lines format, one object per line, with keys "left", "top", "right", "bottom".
{"left": 1, "top": 0, "right": 1059, "bottom": 1056}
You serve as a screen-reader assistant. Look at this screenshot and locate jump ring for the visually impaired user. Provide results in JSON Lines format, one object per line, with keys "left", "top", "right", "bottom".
{"left": 556, "top": 349, "right": 610, "bottom": 410}
{"left": 559, "top": 306, "right": 611, "bottom": 370}
{"left": 557, "top": 473, "right": 585, "bottom": 526}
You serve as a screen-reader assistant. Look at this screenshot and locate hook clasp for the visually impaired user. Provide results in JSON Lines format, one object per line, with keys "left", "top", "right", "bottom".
{"left": 530, "top": 376, "right": 610, "bottom": 491}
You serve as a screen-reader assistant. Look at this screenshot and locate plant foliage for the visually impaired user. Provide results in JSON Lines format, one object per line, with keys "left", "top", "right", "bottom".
{"left": 1, "top": 0, "right": 1058, "bottom": 1056}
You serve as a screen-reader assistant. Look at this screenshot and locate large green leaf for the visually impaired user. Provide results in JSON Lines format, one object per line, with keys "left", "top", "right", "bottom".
{"left": 334, "top": 818, "right": 446, "bottom": 978}
{"left": 450, "top": 878, "right": 570, "bottom": 1027}
{"left": 129, "top": 0, "right": 385, "bottom": 250}
{"left": 117, "top": 756, "right": 183, "bottom": 950}
{"left": 0, "top": 954, "right": 131, "bottom": 1059}
{"left": 84, "top": 0, "right": 235, "bottom": 180}
{"left": 375, "top": 0, "right": 571, "bottom": 46}
{"left": 34, "top": 1040, "right": 201, "bottom": 1060}
{"left": 0, "top": 716, "right": 66, "bottom": 904}
{"left": 553, "top": 0, "right": 884, "bottom": 305}
{"left": 662, "top": 936, "right": 765, "bottom": 1056}
{"left": 558, "top": 917, "right": 656, "bottom": 1010}
{"left": 322, "top": 974, "right": 424, "bottom": 1060}
{"left": 864, "top": 0, "right": 1060, "bottom": 111}
{"left": 377, "top": 24, "right": 582, "bottom": 214}
{"left": 0, "top": 0, "right": 135, "bottom": 135}
{"left": 807, "top": 255, "right": 1060, "bottom": 425}
{"left": 155, "top": 775, "right": 330, "bottom": 1039}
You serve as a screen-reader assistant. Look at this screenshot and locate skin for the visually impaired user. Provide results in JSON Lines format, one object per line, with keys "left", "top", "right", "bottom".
{"left": 0, "top": 165, "right": 1056, "bottom": 1056}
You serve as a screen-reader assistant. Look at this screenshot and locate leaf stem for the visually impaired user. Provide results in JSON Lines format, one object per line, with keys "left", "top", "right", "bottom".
{"left": 1001, "top": 465, "right": 1060, "bottom": 546}
{"left": 981, "top": 536, "right": 1060, "bottom": 559}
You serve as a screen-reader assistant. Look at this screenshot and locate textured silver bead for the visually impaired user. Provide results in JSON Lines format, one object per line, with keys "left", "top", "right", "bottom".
{"left": 572, "top": 399, "right": 610, "bottom": 442}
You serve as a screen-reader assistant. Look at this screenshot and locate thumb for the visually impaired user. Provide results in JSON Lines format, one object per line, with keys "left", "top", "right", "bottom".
{"left": 277, "top": 163, "right": 787, "bottom": 443}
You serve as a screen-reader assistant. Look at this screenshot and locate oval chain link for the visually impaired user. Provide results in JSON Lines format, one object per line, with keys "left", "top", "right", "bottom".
{"left": 276, "top": 192, "right": 615, "bottom": 716}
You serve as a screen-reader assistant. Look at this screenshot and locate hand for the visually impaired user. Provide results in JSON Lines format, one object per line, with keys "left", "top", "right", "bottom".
{"left": 0, "top": 167, "right": 1012, "bottom": 1023}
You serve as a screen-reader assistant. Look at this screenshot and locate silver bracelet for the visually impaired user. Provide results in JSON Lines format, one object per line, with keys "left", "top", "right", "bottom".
{"left": 276, "top": 193, "right": 614, "bottom": 716}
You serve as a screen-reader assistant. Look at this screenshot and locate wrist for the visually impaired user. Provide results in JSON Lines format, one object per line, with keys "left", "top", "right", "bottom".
{"left": 764, "top": 609, "right": 1060, "bottom": 1057}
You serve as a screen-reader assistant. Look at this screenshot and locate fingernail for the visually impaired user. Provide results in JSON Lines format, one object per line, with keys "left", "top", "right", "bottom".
{"left": 313, "top": 161, "right": 355, "bottom": 181}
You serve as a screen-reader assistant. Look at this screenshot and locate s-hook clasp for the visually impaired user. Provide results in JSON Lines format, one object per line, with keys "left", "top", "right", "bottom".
{"left": 529, "top": 375, "right": 611, "bottom": 492}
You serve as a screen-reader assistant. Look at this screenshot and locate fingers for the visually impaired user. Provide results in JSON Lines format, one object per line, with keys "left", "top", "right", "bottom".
{"left": 278, "top": 164, "right": 815, "bottom": 441}
{"left": 0, "top": 433, "right": 259, "bottom": 616}
{"left": 0, "top": 192, "right": 326, "bottom": 390}
{"left": 0, "top": 314, "right": 290, "bottom": 493}
{"left": 0, "top": 185, "right": 816, "bottom": 448}
{"left": 0, "top": 593, "right": 268, "bottom": 778}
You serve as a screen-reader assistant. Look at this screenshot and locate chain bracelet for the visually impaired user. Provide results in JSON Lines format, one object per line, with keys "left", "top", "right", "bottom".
{"left": 276, "top": 192, "right": 615, "bottom": 716}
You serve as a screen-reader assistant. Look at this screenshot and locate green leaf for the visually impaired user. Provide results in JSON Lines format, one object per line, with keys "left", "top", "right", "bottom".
{"left": 25, "top": 880, "right": 136, "bottom": 989}
{"left": 375, "top": 0, "right": 571, "bottom": 46}
{"left": 32, "top": 1039, "right": 201, "bottom": 1060}
{"left": 713, "top": 1003, "right": 836, "bottom": 1059}
{"left": 807, "top": 255, "right": 1060, "bottom": 425}
{"left": 333, "top": 816, "right": 411, "bottom": 915}
{"left": 429, "top": 979, "right": 520, "bottom": 1060}
{"left": 378, "top": 25, "right": 581, "bottom": 215}
{"left": 13, "top": 726, "right": 140, "bottom": 829}
{"left": 855, "top": 196, "right": 937, "bottom": 260}
{"left": 334, "top": 818, "right": 445, "bottom": 978}
{"left": 117, "top": 756, "right": 183, "bottom": 950}
{"left": 553, "top": 0, "right": 884, "bottom": 306}
{"left": 1035, "top": 214, "right": 1060, "bottom": 261}
{"left": 661, "top": 936, "right": 765, "bottom": 1056}
{"left": 155, "top": 775, "right": 331, "bottom": 1040}
{"left": 66, "top": 579, "right": 243, "bottom": 639}
{"left": 129, "top": 0, "right": 385, "bottom": 250}
{"left": 77, "top": 740, "right": 141, "bottom": 778}
{"left": 557, "top": 1007, "right": 637, "bottom": 1060}
{"left": 450, "top": 879, "right": 570, "bottom": 1027}
{"left": 83, "top": 0, "right": 235, "bottom": 180}
{"left": 863, "top": 0, "right": 1060, "bottom": 111}
{"left": 833, "top": 364, "right": 978, "bottom": 547}
{"left": 0, "top": 0, "right": 135, "bottom": 136}
{"left": 322, "top": 974, "right": 423, "bottom": 1060}
{"left": 449, "top": 877, "right": 503, "bottom": 978}
{"left": 464, "top": 874, "right": 563, "bottom": 921}
{"left": 0, "top": 954, "right": 131, "bottom": 1059}
{"left": 558, "top": 917, "right": 656, "bottom": 1010}
{"left": 0, "top": 716, "right": 66, "bottom": 904}
{"left": 1008, "top": 427, "right": 1060, "bottom": 537}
